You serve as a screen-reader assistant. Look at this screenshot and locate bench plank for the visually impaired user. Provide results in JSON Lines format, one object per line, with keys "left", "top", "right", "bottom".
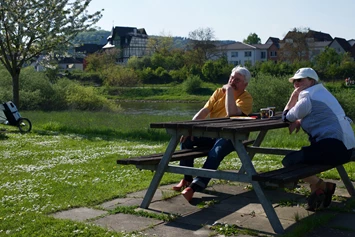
{"left": 117, "top": 147, "right": 211, "bottom": 165}
{"left": 117, "top": 139, "right": 255, "bottom": 166}
{"left": 252, "top": 148, "right": 355, "bottom": 184}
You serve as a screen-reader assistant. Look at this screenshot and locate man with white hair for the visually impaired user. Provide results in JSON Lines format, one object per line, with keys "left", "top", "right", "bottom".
{"left": 173, "top": 65, "right": 253, "bottom": 201}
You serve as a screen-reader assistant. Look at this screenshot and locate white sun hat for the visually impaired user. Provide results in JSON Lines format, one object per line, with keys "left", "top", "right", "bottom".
{"left": 289, "top": 68, "right": 319, "bottom": 82}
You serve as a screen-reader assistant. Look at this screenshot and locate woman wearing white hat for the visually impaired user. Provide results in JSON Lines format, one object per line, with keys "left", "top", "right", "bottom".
{"left": 282, "top": 67, "right": 355, "bottom": 211}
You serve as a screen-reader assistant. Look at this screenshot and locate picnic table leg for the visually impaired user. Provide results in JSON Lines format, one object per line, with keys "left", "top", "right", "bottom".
{"left": 140, "top": 132, "right": 179, "bottom": 209}
{"left": 239, "top": 130, "right": 268, "bottom": 174}
{"left": 234, "top": 140, "right": 284, "bottom": 234}
{"left": 336, "top": 165, "right": 355, "bottom": 197}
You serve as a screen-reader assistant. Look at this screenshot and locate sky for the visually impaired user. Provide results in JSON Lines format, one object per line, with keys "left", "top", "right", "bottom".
{"left": 87, "top": 0, "right": 355, "bottom": 43}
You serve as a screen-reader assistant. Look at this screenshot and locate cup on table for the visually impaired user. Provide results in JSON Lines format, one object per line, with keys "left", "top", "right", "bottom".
{"left": 267, "top": 107, "right": 276, "bottom": 117}
{"left": 260, "top": 108, "right": 274, "bottom": 119}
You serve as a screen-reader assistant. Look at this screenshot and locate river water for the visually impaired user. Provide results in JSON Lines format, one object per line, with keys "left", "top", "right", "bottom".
{"left": 117, "top": 101, "right": 204, "bottom": 117}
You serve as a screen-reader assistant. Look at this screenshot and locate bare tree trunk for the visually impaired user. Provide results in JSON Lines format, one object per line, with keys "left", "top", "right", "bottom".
{"left": 12, "top": 73, "right": 20, "bottom": 108}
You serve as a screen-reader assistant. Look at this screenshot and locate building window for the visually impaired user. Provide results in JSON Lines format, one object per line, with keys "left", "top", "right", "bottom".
{"left": 229, "top": 60, "right": 240, "bottom": 65}
{"left": 261, "top": 52, "right": 266, "bottom": 59}
{"left": 244, "top": 51, "right": 251, "bottom": 57}
{"left": 270, "top": 51, "right": 277, "bottom": 57}
{"left": 231, "top": 52, "right": 238, "bottom": 57}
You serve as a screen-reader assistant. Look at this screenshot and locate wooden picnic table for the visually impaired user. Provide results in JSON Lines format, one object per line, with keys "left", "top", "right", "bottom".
{"left": 123, "top": 114, "right": 355, "bottom": 234}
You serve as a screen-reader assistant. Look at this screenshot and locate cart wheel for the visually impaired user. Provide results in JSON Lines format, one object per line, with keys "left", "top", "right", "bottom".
{"left": 17, "top": 118, "right": 32, "bottom": 133}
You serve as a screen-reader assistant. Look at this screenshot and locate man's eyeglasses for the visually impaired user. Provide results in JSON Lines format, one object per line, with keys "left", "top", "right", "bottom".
{"left": 293, "top": 79, "right": 303, "bottom": 83}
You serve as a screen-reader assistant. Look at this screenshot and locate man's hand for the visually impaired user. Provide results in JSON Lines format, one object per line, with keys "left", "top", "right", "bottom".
{"left": 288, "top": 120, "right": 301, "bottom": 134}
{"left": 222, "top": 84, "right": 235, "bottom": 92}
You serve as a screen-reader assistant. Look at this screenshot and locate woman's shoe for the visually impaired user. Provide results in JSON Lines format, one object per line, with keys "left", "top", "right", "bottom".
{"left": 306, "top": 188, "right": 325, "bottom": 211}
{"left": 324, "top": 182, "right": 336, "bottom": 208}
{"left": 181, "top": 187, "right": 194, "bottom": 202}
{"left": 172, "top": 179, "right": 191, "bottom": 191}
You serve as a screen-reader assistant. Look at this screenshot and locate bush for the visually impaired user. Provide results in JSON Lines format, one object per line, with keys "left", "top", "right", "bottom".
{"left": 332, "top": 87, "right": 355, "bottom": 120}
{"left": 103, "top": 66, "right": 141, "bottom": 87}
{"left": 247, "top": 73, "right": 293, "bottom": 113}
{"left": 63, "top": 80, "right": 118, "bottom": 111}
{"left": 183, "top": 75, "right": 203, "bottom": 94}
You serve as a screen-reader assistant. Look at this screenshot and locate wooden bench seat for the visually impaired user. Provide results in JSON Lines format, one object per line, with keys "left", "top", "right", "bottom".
{"left": 117, "top": 139, "right": 255, "bottom": 166}
{"left": 252, "top": 149, "right": 355, "bottom": 185}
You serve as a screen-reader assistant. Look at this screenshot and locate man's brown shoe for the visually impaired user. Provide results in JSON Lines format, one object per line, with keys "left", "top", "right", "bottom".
{"left": 181, "top": 187, "right": 194, "bottom": 202}
{"left": 172, "top": 179, "right": 191, "bottom": 191}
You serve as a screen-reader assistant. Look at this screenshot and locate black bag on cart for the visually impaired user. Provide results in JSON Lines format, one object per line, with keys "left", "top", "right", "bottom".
{"left": 3, "top": 101, "right": 21, "bottom": 126}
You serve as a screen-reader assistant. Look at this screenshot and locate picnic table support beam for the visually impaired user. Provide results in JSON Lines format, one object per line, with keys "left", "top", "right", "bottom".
{"left": 140, "top": 130, "right": 179, "bottom": 209}
{"left": 336, "top": 165, "right": 355, "bottom": 197}
{"left": 239, "top": 129, "right": 268, "bottom": 174}
{"left": 233, "top": 139, "right": 284, "bottom": 234}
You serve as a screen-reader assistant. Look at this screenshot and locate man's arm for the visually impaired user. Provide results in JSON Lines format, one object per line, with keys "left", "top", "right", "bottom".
{"left": 224, "top": 85, "right": 242, "bottom": 116}
{"left": 192, "top": 107, "right": 210, "bottom": 120}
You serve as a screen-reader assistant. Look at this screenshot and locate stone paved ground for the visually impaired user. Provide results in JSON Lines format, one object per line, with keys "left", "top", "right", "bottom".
{"left": 51, "top": 179, "right": 355, "bottom": 236}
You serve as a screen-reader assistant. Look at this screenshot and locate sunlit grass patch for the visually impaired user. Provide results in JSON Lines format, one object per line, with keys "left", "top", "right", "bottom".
{"left": 1, "top": 111, "right": 354, "bottom": 236}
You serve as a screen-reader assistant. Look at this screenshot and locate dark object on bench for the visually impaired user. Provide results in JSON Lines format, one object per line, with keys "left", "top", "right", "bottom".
{"left": 117, "top": 140, "right": 255, "bottom": 166}
{"left": 252, "top": 148, "right": 355, "bottom": 185}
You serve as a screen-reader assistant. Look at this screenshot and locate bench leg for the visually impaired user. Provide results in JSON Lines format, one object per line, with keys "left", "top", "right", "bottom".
{"left": 140, "top": 134, "right": 179, "bottom": 209}
{"left": 253, "top": 181, "right": 284, "bottom": 234}
{"left": 336, "top": 165, "right": 355, "bottom": 197}
{"left": 234, "top": 141, "right": 284, "bottom": 234}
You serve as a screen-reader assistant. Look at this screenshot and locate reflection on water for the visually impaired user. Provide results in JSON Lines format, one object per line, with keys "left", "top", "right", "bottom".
{"left": 117, "top": 101, "right": 204, "bottom": 117}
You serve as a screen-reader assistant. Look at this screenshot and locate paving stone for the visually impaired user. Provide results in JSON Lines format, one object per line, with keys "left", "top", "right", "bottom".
{"left": 100, "top": 197, "right": 143, "bottom": 210}
{"left": 49, "top": 181, "right": 355, "bottom": 237}
{"left": 51, "top": 207, "right": 107, "bottom": 221}
{"left": 93, "top": 213, "right": 163, "bottom": 233}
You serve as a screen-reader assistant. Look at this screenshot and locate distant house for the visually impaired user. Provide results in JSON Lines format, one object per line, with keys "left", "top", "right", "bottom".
{"left": 265, "top": 37, "right": 280, "bottom": 62}
{"left": 215, "top": 41, "right": 269, "bottom": 66}
{"left": 103, "top": 26, "right": 149, "bottom": 63}
{"left": 279, "top": 30, "right": 333, "bottom": 61}
{"left": 58, "top": 57, "right": 84, "bottom": 71}
{"left": 328, "top": 37, "right": 352, "bottom": 54}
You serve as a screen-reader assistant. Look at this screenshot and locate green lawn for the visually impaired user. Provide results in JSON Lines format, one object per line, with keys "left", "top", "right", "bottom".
{"left": 1, "top": 111, "right": 354, "bottom": 236}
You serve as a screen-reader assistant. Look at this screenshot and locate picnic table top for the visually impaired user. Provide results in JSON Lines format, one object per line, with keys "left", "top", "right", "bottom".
{"left": 150, "top": 113, "right": 288, "bottom": 133}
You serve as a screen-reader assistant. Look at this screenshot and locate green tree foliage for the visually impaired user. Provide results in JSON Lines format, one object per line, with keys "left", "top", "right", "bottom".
{"left": 0, "top": 66, "right": 113, "bottom": 111}
{"left": 85, "top": 48, "right": 120, "bottom": 72}
{"left": 313, "top": 47, "right": 355, "bottom": 80}
{"left": 247, "top": 73, "right": 293, "bottom": 112}
{"left": 243, "top": 33, "right": 261, "bottom": 44}
{"left": 202, "top": 57, "right": 232, "bottom": 83}
{"left": 0, "top": 0, "right": 102, "bottom": 107}
{"left": 102, "top": 66, "right": 141, "bottom": 87}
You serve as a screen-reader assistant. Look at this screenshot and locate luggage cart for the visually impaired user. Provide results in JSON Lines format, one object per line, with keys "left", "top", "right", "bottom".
{"left": 0, "top": 101, "right": 32, "bottom": 133}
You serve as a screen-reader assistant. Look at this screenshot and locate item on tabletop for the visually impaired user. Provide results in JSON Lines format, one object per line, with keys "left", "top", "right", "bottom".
{"left": 260, "top": 108, "right": 273, "bottom": 119}
{"left": 230, "top": 116, "right": 257, "bottom": 120}
{"left": 267, "top": 107, "right": 276, "bottom": 117}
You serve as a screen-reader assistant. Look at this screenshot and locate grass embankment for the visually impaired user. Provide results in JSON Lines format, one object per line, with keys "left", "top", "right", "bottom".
{"left": 0, "top": 111, "right": 354, "bottom": 236}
